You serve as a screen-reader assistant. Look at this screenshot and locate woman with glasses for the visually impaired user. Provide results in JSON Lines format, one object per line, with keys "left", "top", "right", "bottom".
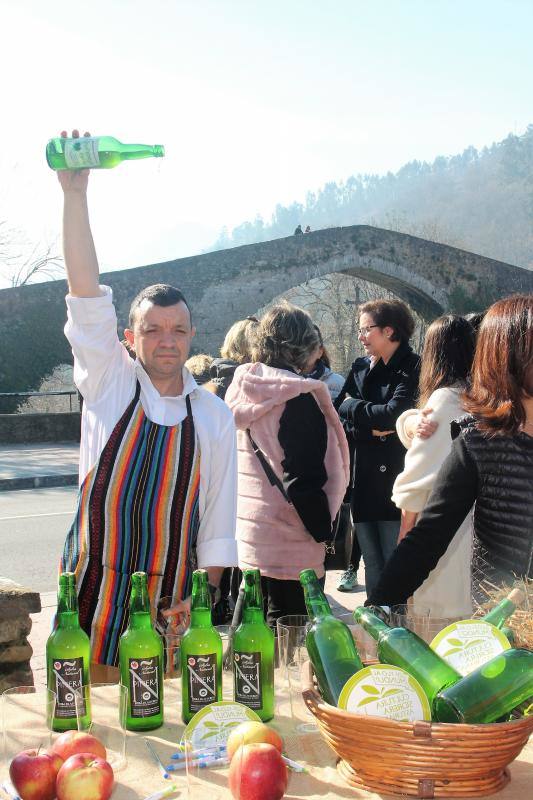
{"left": 335, "top": 299, "right": 420, "bottom": 597}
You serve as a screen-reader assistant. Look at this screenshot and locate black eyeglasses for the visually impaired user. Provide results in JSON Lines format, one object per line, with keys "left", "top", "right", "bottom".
{"left": 358, "top": 325, "right": 379, "bottom": 336}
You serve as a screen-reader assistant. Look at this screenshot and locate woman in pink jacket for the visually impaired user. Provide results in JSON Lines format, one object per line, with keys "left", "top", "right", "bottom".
{"left": 225, "top": 303, "right": 350, "bottom": 624}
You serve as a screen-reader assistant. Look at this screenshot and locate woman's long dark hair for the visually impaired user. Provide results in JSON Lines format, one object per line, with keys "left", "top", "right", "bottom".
{"left": 417, "top": 315, "right": 476, "bottom": 408}
{"left": 463, "top": 294, "right": 533, "bottom": 434}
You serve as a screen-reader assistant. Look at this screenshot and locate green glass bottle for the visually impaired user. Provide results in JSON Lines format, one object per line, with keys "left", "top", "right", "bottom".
{"left": 46, "top": 136, "right": 165, "bottom": 170}
{"left": 480, "top": 588, "right": 525, "bottom": 628}
{"left": 46, "top": 572, "right": 91, "bottom": 731}
{"left": 119, "top": 572, "right": 164, "bottom": 732}
{"left": 301, "top": 570, "right": 363, "bottom": 706}
{"left": 181, "top": 570, "right": 223, "bottom": 723}
{"left": 434, "top": 648, "right": 533, "bottom": 723}
{"left": 353, "top": 606, "right": 461, "bottom": 709}
{"left": 232, "top": 569, "right": 274, "bottom": 721}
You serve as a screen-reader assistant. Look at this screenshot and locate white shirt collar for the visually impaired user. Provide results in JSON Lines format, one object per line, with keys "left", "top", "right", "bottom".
{"left": 134, "top": 360, "right": 199, "bottom": 401}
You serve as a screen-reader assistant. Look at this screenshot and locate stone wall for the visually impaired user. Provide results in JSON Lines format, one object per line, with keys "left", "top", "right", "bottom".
{"left": 0, "top": 412, "right": 81, "bottom": 444}
{"left": 0, "top": 578, "right": 41, "bottom": 693}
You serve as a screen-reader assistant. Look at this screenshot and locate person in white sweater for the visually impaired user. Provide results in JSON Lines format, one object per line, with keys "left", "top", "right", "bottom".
{"left": 392, "top": 315, "right": 476, "bottom": 618}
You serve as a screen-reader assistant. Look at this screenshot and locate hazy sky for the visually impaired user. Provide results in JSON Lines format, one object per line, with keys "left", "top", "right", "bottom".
{"left": 1, "top": 0, "right": 532, "bottom": 286}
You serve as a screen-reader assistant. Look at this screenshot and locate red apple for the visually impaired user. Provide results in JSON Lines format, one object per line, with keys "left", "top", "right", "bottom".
{"left": 9, "top": 748, "right": 63, "bottom": 800}
{"left": 50, "top": 730, "right": 107, "bottom": 762}
{"left": 228, "top": 743, "right": 288, "bottom": 800}
{"left": 227, "top": 721, "right": 283, "bottom": 760}
{"left": 56, "top": 753, "right": 114, "bottom": 800}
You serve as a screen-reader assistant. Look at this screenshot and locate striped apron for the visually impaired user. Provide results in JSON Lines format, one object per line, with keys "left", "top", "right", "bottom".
{"left": 61, "top": 381, "right": 200, "bottom": 666}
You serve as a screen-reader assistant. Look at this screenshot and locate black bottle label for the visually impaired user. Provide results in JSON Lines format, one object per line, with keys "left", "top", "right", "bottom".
{"left": 187, "top": 653, "right": 218, "bottom": 712}
{"left": 52, "top": 657, "right": 85, "bottom": 718}
{"left": 233, "top": 651, "right": 262, "bottom": 709}
{"left": 129, "top": 656, "right": 161, "bottom": 718}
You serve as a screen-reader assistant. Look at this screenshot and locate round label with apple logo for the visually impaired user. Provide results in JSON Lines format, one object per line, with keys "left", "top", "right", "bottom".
{"left": 183, "top": 701, "right": 261, "bottom": 749}
{"left": 430, "top": 620, "right": 511, "bottom": 676}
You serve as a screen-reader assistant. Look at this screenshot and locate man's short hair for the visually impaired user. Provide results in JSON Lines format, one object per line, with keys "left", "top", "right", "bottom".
{"left": 128, "top": 284, "right": 192, "bottom": 327}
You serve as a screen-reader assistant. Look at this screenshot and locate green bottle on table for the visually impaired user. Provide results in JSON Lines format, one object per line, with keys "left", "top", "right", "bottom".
{"left": 480, "top": 587, "right": 525, "bottom": 628}
{"left": 232, "top": 569, "right": 275, "bottom": 721}
{"left": 434, "top": 648, "right": 533, "bottom": 723}
{"left": 353, "top": 606, "right": 461, "bottom": 709}
{"left": 46, "top": 572, "right": 91, "bottom": 731}
{"left": 181, "top": 569, "right": 223, "bottom": 723}
{"left": 46, "top": 136, "right": 165, "bottom": 170}
{"left": 301, "top": 570, "right": 363, "bottom": 705}
{"left": 119, "top": 572, "right": 164, "bottom": 731}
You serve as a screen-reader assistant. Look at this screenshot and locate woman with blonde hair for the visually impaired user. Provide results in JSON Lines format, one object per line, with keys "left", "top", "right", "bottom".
{"left": 369, "top": 294, "right": 533, "bottom": 607}
{"left": 225, "top": 303, "right": 350, "bottom": 623}
{"left": 209, "top": 316, "right": 258, "bottom": 399}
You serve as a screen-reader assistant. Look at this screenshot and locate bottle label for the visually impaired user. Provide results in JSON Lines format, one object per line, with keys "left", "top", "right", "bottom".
{"left": 128, "top": 656, "right": 161, "bottom": 718}
{"left": 338, "top": 665, "right": 431, "bottom": 722}
{"left": 233, "top": 651, "right": 262, "bottom": 709}
{"left": 186, "top": 653, "right": 218, "bottom": 713}
{"left": 64, "top": 137, "right": 100, "bottom": 169}
{"left": 430, "top": 620, "right": 511, "bottom": 676}
{"left": 52, "top": 658, "right": 85, "bottom": 718}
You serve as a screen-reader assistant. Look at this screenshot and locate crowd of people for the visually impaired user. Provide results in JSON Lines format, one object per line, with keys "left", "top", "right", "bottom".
{"left": 55, "top": 131, "right": 532, "bottom": 679}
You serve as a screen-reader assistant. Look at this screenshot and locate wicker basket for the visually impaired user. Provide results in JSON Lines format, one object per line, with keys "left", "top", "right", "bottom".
{"left": 301, "top": 660, "right": 533, "bottom": 798}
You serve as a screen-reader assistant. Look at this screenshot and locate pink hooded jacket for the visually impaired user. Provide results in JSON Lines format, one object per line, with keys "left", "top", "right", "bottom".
{"left": 225, "top": 362, "right": 350, "bottom": 580}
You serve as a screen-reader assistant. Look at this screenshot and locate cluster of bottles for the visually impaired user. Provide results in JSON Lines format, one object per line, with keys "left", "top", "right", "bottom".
{"left": 299, "top": 570, "right": 533, "bottom": 724}
{"left": 46, "top": 568, "right": 275, "bottom": 732}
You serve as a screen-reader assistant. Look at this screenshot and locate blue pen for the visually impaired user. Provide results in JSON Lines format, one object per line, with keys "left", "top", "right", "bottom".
{"left": 166, "top": 755, "right": 229, "bottom": 771}
{"left": 171, "top": 744, "right": 227, "bottom": 760}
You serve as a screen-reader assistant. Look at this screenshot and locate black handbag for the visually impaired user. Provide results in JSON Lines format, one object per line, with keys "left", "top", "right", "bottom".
{"left": 324, "top": 501, "right": 354, "bottom": 571}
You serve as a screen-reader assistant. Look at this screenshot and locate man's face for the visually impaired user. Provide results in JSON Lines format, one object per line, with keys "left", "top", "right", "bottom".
{"left": 124, "top": 299, "right": 195, "bottom": 382}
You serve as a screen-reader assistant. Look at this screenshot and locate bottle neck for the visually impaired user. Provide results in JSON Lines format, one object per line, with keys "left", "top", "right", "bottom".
{"left": 242, "top": 572, "right": 265, "bottom": 624}
{"left": 190, "top": 574, "right": 212, "bottom": 628}
{"left": 353, "top": 607, "right": 390, "bottom": 640}
{"left": 303, "top": 579, "right": 332, "bottom": 620}
{"left": 56, "top": 585, "right": 81, "bottom": 628}
{"left": 129, "top": 576, "right": 153, "bottom": 630}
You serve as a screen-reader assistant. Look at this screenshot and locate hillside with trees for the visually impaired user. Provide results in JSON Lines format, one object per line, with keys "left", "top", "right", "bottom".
{"left": 212, "top": 126, "right": 533, "bottom": 269}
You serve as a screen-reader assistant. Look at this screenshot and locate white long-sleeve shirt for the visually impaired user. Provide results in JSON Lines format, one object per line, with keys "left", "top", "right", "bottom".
{"left": 392, "top": 386, "right": 473, "bottom": 617}
{"left": 64, "top": 286, "right": 238, "bottom": 569}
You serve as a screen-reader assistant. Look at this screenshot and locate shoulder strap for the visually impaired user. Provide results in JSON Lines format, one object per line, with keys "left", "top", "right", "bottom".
{"left": 246, "top": 429, "right": 291, "bottom": 504}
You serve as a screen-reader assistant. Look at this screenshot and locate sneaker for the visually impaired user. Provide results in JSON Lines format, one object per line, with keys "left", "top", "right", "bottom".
{"left": 337, "top": 566, "right": 360, "bottom": 592}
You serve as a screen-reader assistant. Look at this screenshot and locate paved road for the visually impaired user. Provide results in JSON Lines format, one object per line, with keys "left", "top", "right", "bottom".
{"left": 0, "top": 486, "right": 77, "bottom": 592}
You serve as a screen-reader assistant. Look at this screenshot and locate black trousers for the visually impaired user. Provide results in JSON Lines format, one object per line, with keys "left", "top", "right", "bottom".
{"left": 231, "top": 569, "right": 326, "bottom": 628}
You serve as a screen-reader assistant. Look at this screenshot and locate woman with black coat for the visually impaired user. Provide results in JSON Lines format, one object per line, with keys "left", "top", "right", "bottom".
{"left": 368, "top": 294, "right": 533, "bottom": 607}
{"left": 335, "top": 299, "right": 420, "bottom": 596}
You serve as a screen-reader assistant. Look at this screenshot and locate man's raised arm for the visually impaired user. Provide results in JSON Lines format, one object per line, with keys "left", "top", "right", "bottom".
{"left": 58, "top": 129, "right": 102, "bottom": 298}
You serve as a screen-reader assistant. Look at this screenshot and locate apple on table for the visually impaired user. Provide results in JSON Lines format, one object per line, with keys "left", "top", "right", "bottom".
{"left": 50, "top": 730, "right": 107, "bottom": 762}
{"left": 226, "top": 720, "right": 283, "bottom": 760}
{"left": 228, "top": 742, "right": 288, "bottom": 800}
{"left": 56, "top": 753, "right": 114, "bottom": 800}
{"left": 9, "top": 748, "right": 63, "bottom": 800}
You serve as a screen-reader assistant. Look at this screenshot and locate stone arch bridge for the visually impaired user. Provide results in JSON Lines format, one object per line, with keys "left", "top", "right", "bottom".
{"left": 1, "top": 225, "right": 532, "bottom": 397}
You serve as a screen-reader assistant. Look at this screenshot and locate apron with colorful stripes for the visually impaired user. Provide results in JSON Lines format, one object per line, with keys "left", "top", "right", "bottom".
{"left": 61, "top": 381, "right": 200, "bottom": 666}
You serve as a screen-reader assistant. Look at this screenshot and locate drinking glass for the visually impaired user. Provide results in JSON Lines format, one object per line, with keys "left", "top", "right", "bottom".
{"left": 334, "top": 610, "right": 378, "bottom": 663}
{"left": 276, "top": 614, "right": 309, "bottom": 675}
{"left": 2, "top": 687, "right": 56, "bottom": 767}
{"left": 215, "top": 624, "right": 232, "bottom": 701}
{"left": 390, "top": 604, "right": 432, "bottom": 642}
{"left": 182, "top": 725, "right": 224, "bottom": 799}
{"left": 163, "top": 633, "right": 182, "bottom": 680}
{"left": 78, "top": 683, "right": 128, "bottom": 771}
